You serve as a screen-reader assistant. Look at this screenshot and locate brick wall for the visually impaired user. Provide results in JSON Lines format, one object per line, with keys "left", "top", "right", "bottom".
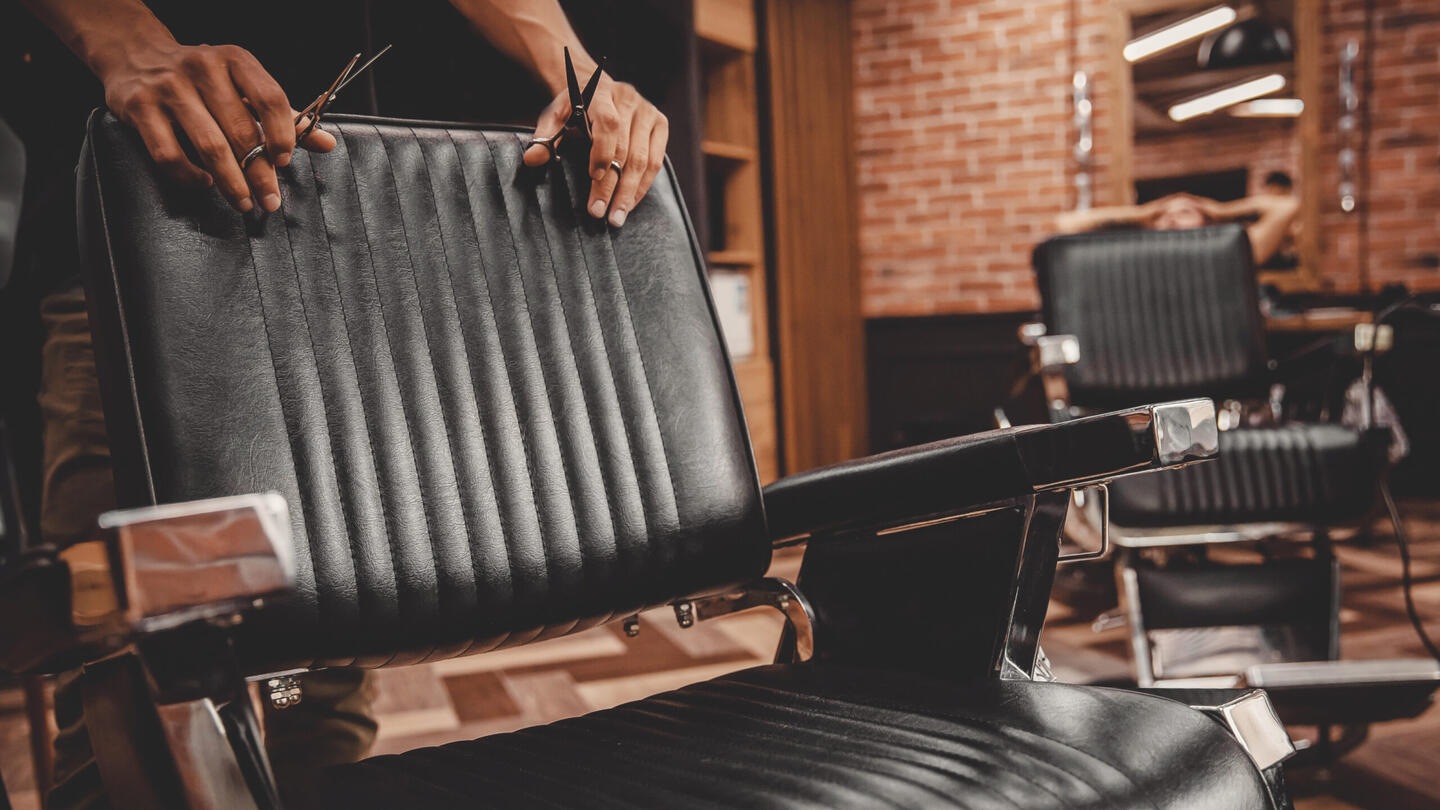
{"left": 1133, "top": 123, "right": 1299, "bottom": 196}
{"left": 1316, "top": 0, "right": 1440, "bottom": 293}
{"left": 853, "top": 0, "right": 1440, "bottom": 316}
{"left": 853, "top": 0, "right": 1115, "bottom": 316}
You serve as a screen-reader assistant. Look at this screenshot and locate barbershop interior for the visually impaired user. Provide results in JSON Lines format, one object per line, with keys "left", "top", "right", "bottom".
{"left": 1, "top": 0, "right": 1438, "bottom": 808}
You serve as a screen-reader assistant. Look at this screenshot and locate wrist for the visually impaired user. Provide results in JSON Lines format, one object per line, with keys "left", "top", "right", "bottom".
{"left": 75, "top": 11, "right": 175, "bottom": 83}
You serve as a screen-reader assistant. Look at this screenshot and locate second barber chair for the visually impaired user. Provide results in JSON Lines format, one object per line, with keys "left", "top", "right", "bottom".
{"left": 1031, "top": 225, "right": 1440, "bottom": 758}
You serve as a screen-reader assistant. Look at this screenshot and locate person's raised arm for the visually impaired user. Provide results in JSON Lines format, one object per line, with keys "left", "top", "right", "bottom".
{"left": 448, "top": 0, "right": 668, "bottom": 227}
{"left": 1054, "top": 201, "right": 1159, "bottom": 234}
{"left": 19, "top": 0, "right": 334, "bottom": 213}
{"left": 1213, "top": 194, "right": 1300, "bottom": 266}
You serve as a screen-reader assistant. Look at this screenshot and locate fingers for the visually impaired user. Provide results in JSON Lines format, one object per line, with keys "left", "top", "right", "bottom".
{"left": 188, "top": 54, "right": 282, "bottom": 212}
{"left": 128, "top": 104, "right": 213, "bottom": 189}
{"left": 524, "top": 95, "right": 569, "bottom": 167}
{"left": 585, "top": 98, "right": 625, "bottom": 219}
{"left": 225, "top": 47, "right": 295, "bottom": 167}
{"left": 606, "top": 109, "right": 668, "bottom": 227}
{"left": 164, "top": 83, "right": 256, "bottom": 212}
{"left": 299, "top": 123, "right": 337, "bottom": 153}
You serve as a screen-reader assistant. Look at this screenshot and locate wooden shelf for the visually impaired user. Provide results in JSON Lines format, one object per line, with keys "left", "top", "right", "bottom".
{"left": 695, "top": 0, "right": 775, "bottom": 478}
{"left": 702, "top": 140, "right": 758, "bottom": 162}
{"left": 707, "top": 250, "right": 761, "bottom": 267}
{"left": 696, "top": 0, "right": 757, "bottom": 53}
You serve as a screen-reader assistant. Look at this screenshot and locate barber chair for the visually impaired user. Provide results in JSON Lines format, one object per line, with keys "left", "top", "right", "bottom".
{"left": 1030, "top": 225, "right": 1440, "bottom": 759}
{"left": 0, "top": 114, "right": 1297, "bottom": 809}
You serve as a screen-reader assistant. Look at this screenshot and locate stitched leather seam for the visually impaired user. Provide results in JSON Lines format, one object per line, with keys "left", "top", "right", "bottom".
{"left": 343, "top": 127, "right": 446, "bottom": 668}
{"left": 480, "top": 725, "right": 770, "bottom": 807}
{"left": 240, "top": 188, "right": 322, "bottom": 665}
{"left": 433, "top": 127, "right": 542, "bottom": 659}
{"left": 548, "top": 713, "right": 912, "bottom": 808}
{"left": 646, "top": 693, "right": 1055, "bottom": 807}
{"left": 377, "top": 125, "right": 476, "bottom": 627}
{"left": 708, "top": 680, "right": 1152, "bottom": 807}
{"left": 411, "top": 127, "right": 514, "bottom": 660}
{"left": 86, "top": 135, "right": 158, "bottom": 504}
{"left": 529, "top": 155, "right": 625, "bottom": 564}
{"left": 274, "top": 167, "right": 362, "bottom": 632}
{"left": 597, "top": 187, "right": 682, "bottom": 529}
{"left": 317, "top": 128, "right": 401, "bottom": 667}
{"left": 663, "top": 688, "right": 1084, "bottom": 805}
{"left": 552, "top": 160, "right": 663, "bottom": 569}
{"left": 477, "top": 129, "right": 570, "bottom": 616}
{"left": 446, "top": 127, "right": 558, "bottom": 653}
{"left": 614, "top": 703, "right": 1017, "bottom": 807}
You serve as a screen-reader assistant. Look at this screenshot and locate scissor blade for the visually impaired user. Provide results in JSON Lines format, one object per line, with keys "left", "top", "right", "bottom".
{"left": 580, "top": 57, "right": 604, "bottom": 106}
{"left": 335, "top": 44, "right": 392, "bottom": 95}
{"left": 564, "top": 47, "right": 583, "bottom": 106}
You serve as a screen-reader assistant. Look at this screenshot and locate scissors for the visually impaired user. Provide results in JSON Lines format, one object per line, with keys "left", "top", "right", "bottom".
{"left": 526, "top": 47, "right": 608, "bottom": 167}
{"left": 241, "top": 45, "right": 392, "bottom": 171}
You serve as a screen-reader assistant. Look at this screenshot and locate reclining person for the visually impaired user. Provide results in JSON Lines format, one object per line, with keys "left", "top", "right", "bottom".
{"left": 9, "top": 0, "right": 669, "bottom": 806}
{"left": 1055, "top": 191, "right": 1300, "bottom": 267}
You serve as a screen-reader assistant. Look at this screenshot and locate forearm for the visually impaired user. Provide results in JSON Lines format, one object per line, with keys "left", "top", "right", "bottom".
{"left": 18, "top": 0, "right": 176, "bottom": 81}
{"left": 1055, "top": 204, "right": 1152, "bottom": 234}
{"left": 1240, "top": 195, "right": 1300, "bottom": 265}
{"left": 447, "top": 0, "right": 595, "bottom": 95}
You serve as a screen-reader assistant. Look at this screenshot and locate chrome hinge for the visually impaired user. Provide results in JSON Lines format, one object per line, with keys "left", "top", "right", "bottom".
{"left": 266, "top": 675, "right": 302, "bottom": 710}
{"left": 1059, "top": 482, "right": 1108, "bottom": 563}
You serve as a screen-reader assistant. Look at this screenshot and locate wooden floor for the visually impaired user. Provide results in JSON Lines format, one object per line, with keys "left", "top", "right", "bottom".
{"left": 2, "top": 504, "right": 1437, "bottom": 809}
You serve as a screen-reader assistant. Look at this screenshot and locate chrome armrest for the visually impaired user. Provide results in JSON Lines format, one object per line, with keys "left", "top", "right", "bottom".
{"left": 74, "top": 492, "right": 295, "bottom": 635}
{"left": 1, "top": 493, "right": 294, "bottom": 674}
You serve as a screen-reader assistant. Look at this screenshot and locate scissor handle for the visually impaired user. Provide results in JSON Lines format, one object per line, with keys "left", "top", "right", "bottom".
{"left": 295, "top": 110, "right": 322, "bottom": 143}
{"left": 526, "top": 133, "right": 564, "bottom": 164}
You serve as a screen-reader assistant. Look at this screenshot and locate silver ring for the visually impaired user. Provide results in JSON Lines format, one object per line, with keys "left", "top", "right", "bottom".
{"left": 240, "top": 143, "right": 267, "bottom": 171}
{"left": 609, "top": 160, "right": 623, "bottom": 176}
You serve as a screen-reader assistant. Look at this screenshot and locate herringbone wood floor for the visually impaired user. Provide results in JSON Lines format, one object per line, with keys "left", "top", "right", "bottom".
{"left": 3, "top": 505, "right": 1437, "bottom": 810}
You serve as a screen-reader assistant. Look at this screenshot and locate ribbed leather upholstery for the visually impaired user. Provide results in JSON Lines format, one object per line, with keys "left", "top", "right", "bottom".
{"left": 1110, "top": 425, "right": 1388, "bottom": 526}
{"left": 291, "top": 664, "right": 1270, "bottom": 809}
{"left": 1033, "top": 226, "right": 1269, "bottom": 409}
{"left": 77, "top": 113, "right": 769, "bottom": 671}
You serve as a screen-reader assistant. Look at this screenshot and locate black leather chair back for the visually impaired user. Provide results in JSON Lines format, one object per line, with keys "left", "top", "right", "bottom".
{"left": 77, "top": 113, "right": 769, "bottom": 672}
{"left": 1032, "top": 225, "right": 1269, "bottom": 409}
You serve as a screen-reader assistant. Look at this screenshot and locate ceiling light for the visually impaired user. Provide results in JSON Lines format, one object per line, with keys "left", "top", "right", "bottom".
{"left": 1169, "top": 73, "right": 1286, "bottom": 121}
{"left": 1229, "top": 98, "right": 1304, "bottom": 117}
{"left": 1125, "top": 6, "right": 1238, "bottom": 63}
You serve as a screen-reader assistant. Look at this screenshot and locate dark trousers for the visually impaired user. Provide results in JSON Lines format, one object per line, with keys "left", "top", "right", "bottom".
{"left": 39, "top": 285, "right": 377, "bottom": 808}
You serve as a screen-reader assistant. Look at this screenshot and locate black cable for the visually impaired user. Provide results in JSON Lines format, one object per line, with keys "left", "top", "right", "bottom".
{"left": 1380, "top": 480, "right": 1440, "bottom": 663}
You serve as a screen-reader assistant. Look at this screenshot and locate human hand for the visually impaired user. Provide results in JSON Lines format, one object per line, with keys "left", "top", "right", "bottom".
{"left": 523, "top": 72, "right": 668, "bottom": 227}
{"left": 97, "top": 39, "right": 336, "bottom": 212}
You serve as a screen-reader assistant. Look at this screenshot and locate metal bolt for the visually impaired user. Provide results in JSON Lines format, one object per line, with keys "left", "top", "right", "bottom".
{"left": 673, "top": 602, "right": 694, "bottom": 629}
{"left": 267, "top": 675, "right": 303, "bottom": 710}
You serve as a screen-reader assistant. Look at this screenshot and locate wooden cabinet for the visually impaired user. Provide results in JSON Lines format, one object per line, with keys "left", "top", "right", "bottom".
{"left": 694, "top": 0, "right": 779, "bottom": 483}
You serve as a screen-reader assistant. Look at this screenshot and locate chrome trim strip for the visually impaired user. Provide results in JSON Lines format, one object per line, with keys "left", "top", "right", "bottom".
{"left": 683, "top": 578, "right": 817, "bottom": 662}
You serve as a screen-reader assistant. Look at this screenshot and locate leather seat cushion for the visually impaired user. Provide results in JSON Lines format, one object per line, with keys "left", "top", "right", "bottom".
{"left": 290, "top": 664, "right": 1268, "bottom": 809}
{"left": 1109, "top": 424, "right": 1388, "bottom": 527}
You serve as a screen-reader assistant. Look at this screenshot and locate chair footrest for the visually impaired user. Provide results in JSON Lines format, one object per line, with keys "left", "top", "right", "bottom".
{"left": 1242, "top": 659, "right": 1440, "bottom": 725}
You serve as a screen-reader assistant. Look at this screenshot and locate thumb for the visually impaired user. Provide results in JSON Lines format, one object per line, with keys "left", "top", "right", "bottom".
{"left": 524, "top": 98, "right": 569, "bottom": 167}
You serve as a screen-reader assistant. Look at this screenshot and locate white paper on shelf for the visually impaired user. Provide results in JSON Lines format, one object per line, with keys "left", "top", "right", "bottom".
{"left": 709, "top": 270, "right": 754, "bottom": 359}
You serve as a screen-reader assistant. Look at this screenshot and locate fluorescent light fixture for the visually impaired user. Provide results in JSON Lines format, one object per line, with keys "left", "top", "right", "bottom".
{"left": 1229, "top": 97, "right": 1304, "bottom": 117}
{"left": 1169, "top": 73, "right": 1286, "bottom": 121}
{"left": 1124, "top": 6, "right": 1238, "bottom": 62}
